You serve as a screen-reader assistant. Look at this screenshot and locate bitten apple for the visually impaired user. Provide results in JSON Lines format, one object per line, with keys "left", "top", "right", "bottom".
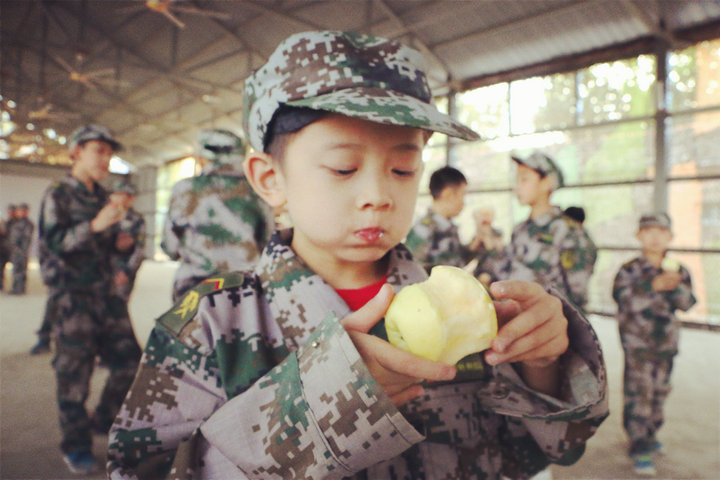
{"left": 385, "top": 265, "right": 497, "bottom": 365}
{"left": 661, "top": 256, "right": 680, "bottom": 272}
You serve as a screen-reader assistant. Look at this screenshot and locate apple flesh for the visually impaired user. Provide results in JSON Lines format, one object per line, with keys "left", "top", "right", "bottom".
{"left": 385, "top": 265, "right": 497, "bottom": 365}
{"left": 661, "top": 257, "right": 680, "bottom": 272}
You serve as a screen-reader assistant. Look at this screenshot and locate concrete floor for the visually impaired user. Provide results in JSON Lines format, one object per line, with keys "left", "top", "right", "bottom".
{"left": 1, "top": 262, "right": 718, "bottom": 479}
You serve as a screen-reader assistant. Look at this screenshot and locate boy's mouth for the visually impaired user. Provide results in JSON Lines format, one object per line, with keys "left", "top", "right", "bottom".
{"left": 356, "top": 227, "right": 385, "bottom": 243}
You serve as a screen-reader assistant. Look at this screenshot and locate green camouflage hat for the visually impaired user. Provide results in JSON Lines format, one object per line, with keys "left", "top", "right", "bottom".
{"left": 511, "top": 151, "right": 565, "bottom": 189}
{"left": 197, "top": 129, "right": 245, "bottom": 164}
{"left": 69, "top": 124, "right": 122, "bottom": 151}
{"left": 638, "top": 212, "right": 672, "bottom": 230}
{"left": 243, "top": 30, "right": 480, "bottom": 152}
{"left": 111, "top": 180, "right": 138, "bottom": 196}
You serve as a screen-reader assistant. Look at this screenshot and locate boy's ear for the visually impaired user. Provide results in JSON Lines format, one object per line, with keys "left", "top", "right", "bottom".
{"left": 243, "top": 152, "right": 286, "bottom": 208}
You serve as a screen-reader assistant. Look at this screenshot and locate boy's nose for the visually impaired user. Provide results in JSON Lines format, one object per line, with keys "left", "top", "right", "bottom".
{"left": 356, "top": 174, "right": 393, "bottom": 210}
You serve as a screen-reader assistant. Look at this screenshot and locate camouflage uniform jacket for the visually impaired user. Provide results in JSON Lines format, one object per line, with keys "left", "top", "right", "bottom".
{"left": 8, "top": 217, "right": 34, "bottom": 255}
{"left": 505, "top": 207, "right": 597, "bottom": 308}
{"left": 405, "top": 208, "right": 472, "bottom": 272}
{"left": 612, "top": 255, "right": 696, "bottom": 357}
{"left": 108, "top": 229, "right": 607, "bottom": 480}
{"left": 112, "top": 208, "right": 146, "bottom": 283}
{"left": 161, "top": 164, "right": 274, "bottom": 296}
{"left": 38, "top": 175, "right": 118, "bottom": 290}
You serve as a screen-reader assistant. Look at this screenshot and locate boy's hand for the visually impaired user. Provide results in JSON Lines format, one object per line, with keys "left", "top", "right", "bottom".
{"left": 485, "top": 281, "right": 569, "bottom": 369}
{"left": 342, "top": 284, "right": 456, "bottom": 406}
{"left": 652, "top": 271, "right": 682, "bottom": 292}
{"left": 91, "top": 203, "right": 126, "bottom": 233}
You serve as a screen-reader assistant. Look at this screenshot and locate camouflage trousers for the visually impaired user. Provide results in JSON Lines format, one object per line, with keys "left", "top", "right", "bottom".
{"left": 48, "top": 288, "right": 142, "bottom": 454}
{"left": 622, "top": 350, "right": 674, "bottom": 455}
{"left": 10, "top": 251, "right": 28, "bottom": 294}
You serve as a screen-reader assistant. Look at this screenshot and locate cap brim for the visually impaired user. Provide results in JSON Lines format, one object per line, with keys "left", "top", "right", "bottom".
{"left": 286, "top": 87, "right": 480, "bottom": 141}
{"left": 102, "top": 137, "right": 122, "bottom": 152}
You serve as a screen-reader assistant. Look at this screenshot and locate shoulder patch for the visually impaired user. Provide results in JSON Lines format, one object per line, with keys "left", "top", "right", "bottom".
{"left": 157, "top": 271, "right": 246, "bottom": 335}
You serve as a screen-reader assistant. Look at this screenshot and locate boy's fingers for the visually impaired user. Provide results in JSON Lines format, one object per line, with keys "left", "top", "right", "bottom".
{"left": 490, "top": 280, "right": 545, "bottom": 305}
{"left": 341, "top": 284, "right": 394, "bottom": 333}
{"left": 371, "top": 336, "right": 456, "bottom": 382}
{"left": 491, "top": 295, "right": 564, "bottom": 354}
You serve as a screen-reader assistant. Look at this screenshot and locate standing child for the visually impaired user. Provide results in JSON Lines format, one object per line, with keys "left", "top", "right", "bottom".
{"left": 108, "top": 31, "right": 607, "bottom": 479}
{"left": 8, "top": 202, "right": 34, "bottom": 294}
{"left": 161, "top": 129, "right": 274, "bottom": 301}
{"left": 109, "top": 181, "right": 146, "bottom": 302}
{"left": 496, "top": 152, "right": 597, "bottom": 309}
{"left": 406, "top": 166, "right": 476, "bottom": 272}
{"left": 612, "top": 213, "right": 696, "bottom": 476}
{"left": 38, "top": 125, "right": 142, "bottom": 474}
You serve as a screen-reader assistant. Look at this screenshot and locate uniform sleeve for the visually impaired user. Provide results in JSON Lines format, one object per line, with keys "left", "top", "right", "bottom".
{"left": 558, "top": 226, "right": 597, "bottom": 308}
{"left": 160, "top": 186, "right": 185, "bottom": 260}
{"left": 486, "top": 292, "right": 608, "bottom": 470}
{"left": 668, "top": 265, "right": 696, "bottom": 312}
{"left": 125, "top": 217, "right": 147, "bottom": 278}
{"left": 107, "top": 312, "right": 423, "bottom": 480}
{"left": 39, "top": 189, "right": 98, "bottom": 254}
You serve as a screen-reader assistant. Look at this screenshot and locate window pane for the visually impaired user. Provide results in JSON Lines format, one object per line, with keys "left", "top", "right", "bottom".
{"left": 668, "top": 39, "right": 720, "bottom": 112}
{"left": 453, "top": 143, "right": 514, "bottom": 191}
{"left": 578, "top": 55, "right": 656, "bottom": 125}
{"left": 566, "top": 120, "right": 655, "bottom": 183}
{"left": 668, "top": 179, "right": 720, "bottom": 250}
{"left": 667, "top": 110, "right": 720, "bottom": 177}
{"left": 510, "top": 73, "right": 576, "bottom": 134}
{"left": 419, "top": 146, "right": 447, "bottom": 195}
{"left": 456, "top": 83, "right": 509, "bottom": 139}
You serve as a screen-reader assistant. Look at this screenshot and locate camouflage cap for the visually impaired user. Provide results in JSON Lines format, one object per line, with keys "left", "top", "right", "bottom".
{"left": 639, "top": 212, "right": 672, "bottom": 230}
{"left": 243, "top": 30, "right": 480, "bottom": 152}
{"left": 198, "top": 129, "right": 245, "bottom": 163}
{"left": 111, "top": 180, "right": 138, "bottom": 196}
{"left": 511, "top": 151, "right": 565, "bottom": 189}
{"left": 69, "top": 124, "right": 122, "bottom": 151}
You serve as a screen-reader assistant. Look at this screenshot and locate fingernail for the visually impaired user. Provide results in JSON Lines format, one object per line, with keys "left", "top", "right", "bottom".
{"left": 485, "top": 352, "right": 499, "bottom": 365}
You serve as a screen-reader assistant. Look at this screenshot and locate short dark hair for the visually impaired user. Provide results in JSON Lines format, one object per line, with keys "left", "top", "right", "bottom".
{"left": 564, "top": 206, "right": 586, "bottom": 224}
{"left": 429, "top": 166, "right": 467, "bottom": 199}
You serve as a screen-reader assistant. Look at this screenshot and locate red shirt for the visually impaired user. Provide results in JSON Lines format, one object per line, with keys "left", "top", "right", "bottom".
{"left": 335, "top": 276, "right": 388, "bottom": 311}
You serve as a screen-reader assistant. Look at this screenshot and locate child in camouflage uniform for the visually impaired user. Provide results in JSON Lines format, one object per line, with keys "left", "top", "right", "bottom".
{"left": 8, "top": 202, "right": 34, "bottom": 294}
{"left": 482, "top": 152, "right": 598, "bottom": 310}
{"left": 406, "top": 166, "right": 476, "bottom": 272}
{"left": 109, "top": 181, "right": 146, "bottom": 301}
{"left": 38, "top": 125, "right": 142, "bottom": 474}
{"left": 612, "top": 213, "right": 696, "bottom": 476}
{"left": 161, "top": 128, "right": 274, "bottom": 301}
{"left": 108, "top": 31, "right": 608, "bottom": 480}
